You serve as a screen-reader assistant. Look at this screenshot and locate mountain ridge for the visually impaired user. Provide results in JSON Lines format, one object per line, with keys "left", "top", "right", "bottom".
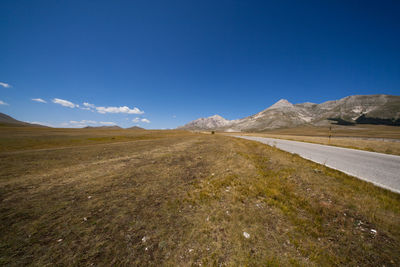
{"left": 0, "top": 112, "right": 48, "bottom": 127}
{"left": 179, "top": 94, "right": 400, "bottom": 131}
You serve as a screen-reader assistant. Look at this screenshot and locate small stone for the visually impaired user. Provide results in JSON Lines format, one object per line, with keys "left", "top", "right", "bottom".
{"left": 371, "top": 229, "right": 377, "bottom": 234}
{"left": 57, "top": 239, "right": 63, "bottom": 242}
{"left": 188, "top": 249, "right": 193, "bottom": 253}
{"left": 88, "top": 196, "right": 92, "bottom": 199}
{"left": 243, "top": 232, "right": 250, "bottom": 239}
{"left": 142, "top": 236, "right": 147, "bottom": 243}
{"left": 83, "top": 217, "right": 88, "bottom": 221}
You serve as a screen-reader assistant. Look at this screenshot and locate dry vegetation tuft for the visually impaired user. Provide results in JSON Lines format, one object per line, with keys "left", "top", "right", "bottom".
{"left": 0, "top": 127, "right": 399, "bottom": 265}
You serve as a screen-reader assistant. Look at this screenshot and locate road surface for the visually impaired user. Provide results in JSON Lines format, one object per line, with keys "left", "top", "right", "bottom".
{"left": 234, "top": 135, "right": 400, "bottom": 194}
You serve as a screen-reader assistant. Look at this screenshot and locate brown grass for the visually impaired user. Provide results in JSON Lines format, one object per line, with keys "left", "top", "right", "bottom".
{"left": 259, "top": 124, "right": 400, "bottom": 139}
{"left": 1, "top": 127, "right": 399, "bottom": 265}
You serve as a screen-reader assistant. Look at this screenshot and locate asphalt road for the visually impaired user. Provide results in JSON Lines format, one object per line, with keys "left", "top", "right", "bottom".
{"left": 235, "top": 135, "right": 400, "bottom": 194}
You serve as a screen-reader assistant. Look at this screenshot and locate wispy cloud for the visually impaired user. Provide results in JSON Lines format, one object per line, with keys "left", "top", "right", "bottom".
{"left": 52, "top": 98, "right": 76, "bottom": 108}
{"left": 96, "top": 106, "right": 144, "bottom": 114}
{"left": 60, "top": 120, "right": 117, "bottom": 128}
{"left": 70, "top": 120, "right": 97, "bottom": 124}
{"left": 83, "top": 102, "right": 95, "bottom": 108}
{"left": 0, "top": 100, "right": 9, "bottom": 105}
{"left": 132, "top": 117, "right": 150, "bottom": 123}
{"left": 100, "top": 121, "right": 116, "bottom": 125}
{"left": 32, "top": 98, "right": 47, "bottom": 103}
{"left": 29, "top": 121, "right": 53, "bottom": 127}
{"left": 0, "top": 82, "right": 11, "bottom": 88}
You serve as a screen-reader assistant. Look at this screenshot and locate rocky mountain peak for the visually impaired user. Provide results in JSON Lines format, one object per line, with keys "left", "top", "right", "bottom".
{"left": 267, "top": 99, "right": 294, "bottom": 110}
{"left": 208, "top": 114, "right": 225, "bottom": 120}
{"left": 177, "top": 114, "right": 231, "bottom": 130}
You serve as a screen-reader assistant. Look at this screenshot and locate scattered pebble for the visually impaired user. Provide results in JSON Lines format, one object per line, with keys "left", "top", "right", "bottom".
{"left": 188, "top": 249, "right": 193, "bottom": 253}
{"left": 243, "top": 232, "right": 250, "bottom": 239}
{"left": 371, "top": 229, "right": 377, "bottom": 234}
{"left": 211, "top": 173, "right": 215, "bottom": 176}
{"left": 83, "top": 217, "right": 88, "bottom": 221}
{"left": 57, "top": 239, "right": 63, "bottom": 242}
{"left": 142, "top": 236, "right": 147, "bottom": 243}
{"left": 88, "top": 196, "right": 92, "bottom": 199}
{"left": 145, "top": 247, "right": 148, "bottom": 251}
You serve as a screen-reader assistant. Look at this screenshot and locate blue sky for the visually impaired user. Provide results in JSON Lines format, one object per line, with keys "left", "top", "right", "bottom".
{"left": 1, "top": 0, "right": 399, "bottom": 129}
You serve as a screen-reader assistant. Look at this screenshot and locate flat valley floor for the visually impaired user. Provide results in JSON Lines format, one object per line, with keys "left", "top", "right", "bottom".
{"left": 1, "top": 127, "right": 399, "bottom": 266}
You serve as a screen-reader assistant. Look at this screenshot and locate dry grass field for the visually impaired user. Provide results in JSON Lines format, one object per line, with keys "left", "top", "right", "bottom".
{"left": 1, "top": 127, "right": 400, "bottom": 266}
{"left": 233, "top": 125, "right": 400, "bottom": 155}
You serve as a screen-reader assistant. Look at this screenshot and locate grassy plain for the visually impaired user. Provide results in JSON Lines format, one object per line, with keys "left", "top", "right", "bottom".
{"left": 233, "top": 125, "right": 400, "bottom": 155}
{"left": 1, "top": 127, "right": 400, "bottom": 266}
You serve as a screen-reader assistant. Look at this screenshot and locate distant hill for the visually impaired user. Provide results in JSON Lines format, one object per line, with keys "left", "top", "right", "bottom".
{"left": 0, "top": 112, "right": 47, "bottom": 127}
{"left": 84, "top": 126, "right": 122, "bottom": 129}
{"left": 127, "top": 126, "right": 144, "bottom": 130}
{"left": 179, "top": 94, "right": 400, "bottom": 131}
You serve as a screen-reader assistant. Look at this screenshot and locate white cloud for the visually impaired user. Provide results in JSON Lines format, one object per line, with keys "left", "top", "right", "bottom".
{"left": 172, "top": 115, "right": 177, "bottom": 118}
{"left": 132, "top": 117, "right": 150, "bottom": 123}
{"left": 29, "top": 121, "right": 53, "bottom": 127}
{"left": 83, "top": 102, "right": 95, "bottom": 108}
{"left": 60, "top": 120, "right": 117, "bottom": 128}
{"left": 0, "top": 100, "right": 8, "bottom": 105}
{"left": 32, "top": 98, "right": 47, "bottom": 103}
{"left": 70, "top": 120, "right": 97, "bottom": 124}
{"left": 100, "top": 121, "right": 116, "bottom": 125}
{"left": 52, "top": 98, "right": 76, "bottom": 108}
{"left": 0, "top": 82, "right": 11, "bottom": 88}
{"left": 96, "top": 106, "right": 144, "bottom": 114}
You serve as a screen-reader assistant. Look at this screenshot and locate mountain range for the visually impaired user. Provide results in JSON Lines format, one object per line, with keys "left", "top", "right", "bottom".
{"left": 179, "top": 94, "right": 400, "bottom": 131}
{"left": 0, "top": 112, "right": 46, "bottom": 127}
{"left": 0, "top": 113, "right": 145, "bottom": 130}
